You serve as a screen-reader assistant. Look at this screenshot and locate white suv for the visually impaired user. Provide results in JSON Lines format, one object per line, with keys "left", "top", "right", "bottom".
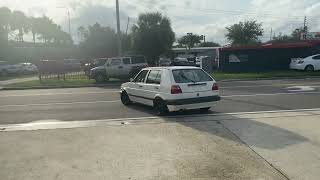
{"left": 120, "top": 66, "right": 221, "bottom": 115}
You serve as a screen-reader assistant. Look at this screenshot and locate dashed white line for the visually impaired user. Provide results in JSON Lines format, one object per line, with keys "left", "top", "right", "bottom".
{"left": 0, "top": 100, "right": 120, "bottom": 108}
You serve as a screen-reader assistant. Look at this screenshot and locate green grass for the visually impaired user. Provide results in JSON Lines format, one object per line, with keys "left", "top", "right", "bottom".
{"left": 0, "top": 74, "right": 36, "bottom": 81}
{"left": 5, "top": 77, "right": 95, "bottom": 89}
{"left": 210, "top": 71, "right": 320, "bottom": 81}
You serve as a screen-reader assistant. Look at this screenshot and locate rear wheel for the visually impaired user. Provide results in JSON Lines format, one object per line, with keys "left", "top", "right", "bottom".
{"left": 120, "top": 91, "right": 132, "bottom": 105}
{"left": 305, "top": 65, "right": 314, "bottom": 72}
{"left": 154, "top": 99, "right": 169, "bottom": 116}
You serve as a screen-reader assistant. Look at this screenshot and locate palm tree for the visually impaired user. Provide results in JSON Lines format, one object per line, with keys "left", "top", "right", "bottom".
{"left": 30, "top": 17, "right": 41, "bottom": 45}
{"left": 10, "top": 10, "right": 29, "bottom": 42}
{"left": 0, "top": 7, "right": 11, "bottom": 44}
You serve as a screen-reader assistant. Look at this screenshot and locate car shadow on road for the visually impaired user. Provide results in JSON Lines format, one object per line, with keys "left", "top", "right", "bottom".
{"left": 125, "top": 103, "right": 308, "bottom": 150}
{"left": 166, "top": 114, "right": 308, "bottom": 150}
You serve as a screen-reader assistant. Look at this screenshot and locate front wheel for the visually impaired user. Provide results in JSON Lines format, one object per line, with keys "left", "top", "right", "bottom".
{"left": 121, "top": 91, "right": 132, "bottom": 105}
{"left": 154, "top": 99, "right": 169, "bottom": 116}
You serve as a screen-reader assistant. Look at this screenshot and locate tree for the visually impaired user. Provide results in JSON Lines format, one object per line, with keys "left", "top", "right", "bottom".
{"left": 178, "top": 34, "right": 201, "bottom": 49}
{"left": 226, "top": 20, "right": 263, "bottom": 46}
{"left": 78, "top": 23, "right": 117, "bottom": 57}
{"left": 0, "top": 7, "right": 11, "bottom": 44}
{"left": 10, "top": 10, "right": 29, "bottom": 42}
{"left": 30, "top": 17, "right": 41, "bottom": 44}
{"left": 131, "top": 12, "right": 175, "bottom": 65}
{"left": 199, "top": 41, "right": 220, "bottom": 47}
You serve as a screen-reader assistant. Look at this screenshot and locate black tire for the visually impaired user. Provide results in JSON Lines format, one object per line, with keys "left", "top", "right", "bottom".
{"left": 95, "top": 74, "right": 106, "bottom": 83}
{"left": 305, "top": 65, "right": 314, "bottom": 72}
{"left": 120, "top": 91, "right": 132, "bottom": 105}
{"left": 154, "top": 98, "right": 169, "bottom": 116}
{"left": 200, "top": 107, "right": 211, "bottom": 112}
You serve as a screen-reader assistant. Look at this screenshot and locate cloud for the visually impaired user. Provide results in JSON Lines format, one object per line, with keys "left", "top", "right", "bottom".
{"left": 0, "top": 0, "right": 319, "bottom": 44}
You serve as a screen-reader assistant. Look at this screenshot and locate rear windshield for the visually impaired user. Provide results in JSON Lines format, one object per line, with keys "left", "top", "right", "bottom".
{"left": 172, "top": 69, "right": 213, "bottom": 83}
{"left": 131, "top": 56, "right": 146, "bottom": 64}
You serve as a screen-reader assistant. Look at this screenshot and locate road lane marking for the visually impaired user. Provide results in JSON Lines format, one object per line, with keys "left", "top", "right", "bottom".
{"left": 0, "top": 100, "right": 120, "bottom": 108}
{"left": 1, "top": 82, "right": 320, "bottom": 97}
{"left": 220, "top": 83, "right": 320, "bottom": 89}
{"left": 0, "top": 91, "right": 119, "bottom": 97}
{"left": 1, "top": 108, "right": 320, "bottom": 132}
{"left": 1, "top": 91, "right": 319, "bottom": 108}
{"left": 222, "top": 91, "right": 320, "bottom": 98}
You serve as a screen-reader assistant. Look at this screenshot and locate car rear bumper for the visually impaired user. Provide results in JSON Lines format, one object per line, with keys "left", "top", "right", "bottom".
{"left": 166, "top": 95, "right": 221, "bottom": 112}
{"left": 290, "top": 63, "right": 305, "bottom": 70}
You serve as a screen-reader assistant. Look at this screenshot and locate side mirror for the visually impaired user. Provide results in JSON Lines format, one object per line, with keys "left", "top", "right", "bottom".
{"left": 130, "top": 78, "right": 134, "bottom": 82}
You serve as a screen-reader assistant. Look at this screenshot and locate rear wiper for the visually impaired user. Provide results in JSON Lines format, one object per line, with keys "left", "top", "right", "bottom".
{"left": 180, "top": 73, "right": 196, "bottom": 83}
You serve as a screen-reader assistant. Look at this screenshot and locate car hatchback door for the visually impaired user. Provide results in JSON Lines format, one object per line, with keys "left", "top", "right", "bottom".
{"left": 172, "top": 69, "right": 217, "bottom": 98}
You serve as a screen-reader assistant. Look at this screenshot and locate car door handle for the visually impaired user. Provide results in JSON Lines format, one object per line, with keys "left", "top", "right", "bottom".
{"left": 139, "top": 85, "right": 143, "bottom": 88}
{"left": 154, "top": 87, "right": 159, "bottom": 90}
{"left": 118, "top": 66, "right": 123, "bottom": 69}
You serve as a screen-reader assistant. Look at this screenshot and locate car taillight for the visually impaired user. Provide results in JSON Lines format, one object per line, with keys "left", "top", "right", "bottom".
{"left": 212, "top": 83, "right": 219, "bottom": 91}
{"left": 171, "top": 85, "right": 182, "bottom": 94}
{"left": 298, "top": 60, "right": 304, "bottom": 64}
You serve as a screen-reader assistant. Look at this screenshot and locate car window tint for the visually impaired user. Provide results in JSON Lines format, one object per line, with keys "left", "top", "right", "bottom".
{"left": 172, "top": 69, "right": 213, "bottom": 83}
{"left": 131, "top": 56, "right": 146, "bottom": 64}
{"left": 134, "top": 70, "right": 148, "bottom": 83}
{"left": 110, "top": 59, "right": 121, "bottom": 66}
{"left": 146, "top": 70, "right": 161, "bottom": 84}
{"left": 123, "top": 58, "right": 131, "bottom": 64}
{"left": 313, "top": 55, "right": 320, "bottom": 60}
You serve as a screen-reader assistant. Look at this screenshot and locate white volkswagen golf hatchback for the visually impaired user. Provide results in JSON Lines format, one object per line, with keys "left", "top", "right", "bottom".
{"left": 120, "top": 66, "right": 221, "bottom": 115}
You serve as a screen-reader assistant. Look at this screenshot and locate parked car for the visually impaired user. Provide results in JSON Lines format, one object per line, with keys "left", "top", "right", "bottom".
{"left": 159, "top": 58, "right": 171, "bottom": 66}
{"left": 90, "top": 55, "right": 148, "bottom": 83}
{"left": 290, "top": 54, "right": 320, "bottom": 71}
{"left": 171, "top": 57, "right": 190, "bottom": 66}
{"left": 120, "top": 66, "right": 221, "bottom": 115}
{"left": 19, "top": 63, "right": 38, "bottom": 73}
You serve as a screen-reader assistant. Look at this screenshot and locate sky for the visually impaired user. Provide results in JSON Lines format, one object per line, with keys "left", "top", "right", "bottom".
{"left": 1, "top": 0, "right": 320, "bottom": 44}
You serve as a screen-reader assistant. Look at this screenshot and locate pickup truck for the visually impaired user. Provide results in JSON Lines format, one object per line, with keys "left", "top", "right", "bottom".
{"left": 90, "top": 55, "right": 148, "bottom": 83}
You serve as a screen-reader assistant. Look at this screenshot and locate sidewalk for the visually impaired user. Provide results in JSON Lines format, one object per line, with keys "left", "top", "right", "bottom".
{"left": 0, "top": 113, "right": 290, "bottom": 180}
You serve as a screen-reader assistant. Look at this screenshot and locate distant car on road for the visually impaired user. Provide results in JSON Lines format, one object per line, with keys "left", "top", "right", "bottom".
{"left": 120, "top": 66, "right": 221, "bottom": 115}
{"left": 290, "top": 54, "right": 320, "bottom": 71}
{"left": 19, "top": 63, "right": 38, "bottom": 73}
{"left": 90, "top": 55, "right": 148, "bottom": 83}
{"left": 159, "top": 58, "right": 171, "bottom": 66}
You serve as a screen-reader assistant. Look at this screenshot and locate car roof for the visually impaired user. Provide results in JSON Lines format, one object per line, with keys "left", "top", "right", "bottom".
{"left": 143, "top": 66, "right": 201, "bottom": 71}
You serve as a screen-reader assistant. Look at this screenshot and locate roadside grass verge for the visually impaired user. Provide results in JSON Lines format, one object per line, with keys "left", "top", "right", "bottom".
{"left": 210, "top": 71, "right": 320, "bottom": 81}
{"left": 0, "top": 74, "right": 36, "bottom": 81}
{"left": 4, "top": 75, "right": 95, "bottom": 89}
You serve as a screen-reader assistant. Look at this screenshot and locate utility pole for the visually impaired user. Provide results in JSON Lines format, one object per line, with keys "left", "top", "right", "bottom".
{"left": 270, "top": 28, "right": 273, "bottom": 41}
{"left": 125, "top": 17, "right": 130, "bottom": 36}
{"left": 67, "top": 8, "right": 71, "bottom": 36}
{"left": 116, "top": 0, "right": 122, "bottom": 56}
{"left": 303, "top": 16, "right": 307, "bottom": 40}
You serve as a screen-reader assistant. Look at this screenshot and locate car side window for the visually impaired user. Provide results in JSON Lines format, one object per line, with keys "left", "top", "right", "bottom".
{"left": 312, "top": 55, "right": 320, "bottom": 60}
{"left": 133, "top": 70, "right": 149, "bottom": 83}
{"left": 146, "top": 70, "right": 161, "bottom": 84}
{"left": 110, "top": 59, "right": 121, "bottom": 66}
{"left": 122, "top": 58, "right": 131, "bottom": 64}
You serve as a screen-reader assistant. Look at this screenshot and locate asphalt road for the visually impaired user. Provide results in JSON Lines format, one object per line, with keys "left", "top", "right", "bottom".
{"left": 0, "top": 78, "right": 320, "bottom": 125}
